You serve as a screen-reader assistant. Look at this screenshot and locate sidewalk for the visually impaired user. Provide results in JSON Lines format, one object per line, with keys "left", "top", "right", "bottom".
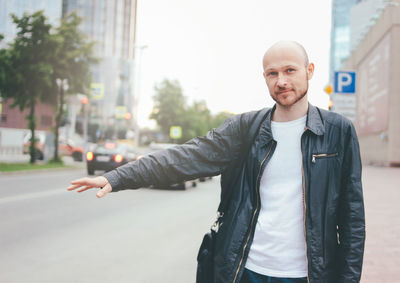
{"left": 361, "top": 165, "right": 400, "bottom": 282}
{"left": 0, "top": 153, "right": 30, "bottom": 163}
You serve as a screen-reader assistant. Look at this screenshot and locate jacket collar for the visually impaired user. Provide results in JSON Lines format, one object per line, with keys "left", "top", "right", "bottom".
{"left": 258, "top": 103, "right": 325, "bottom": 143}
{"left": 305, "top": 103, "right": 325, "bottom": 136}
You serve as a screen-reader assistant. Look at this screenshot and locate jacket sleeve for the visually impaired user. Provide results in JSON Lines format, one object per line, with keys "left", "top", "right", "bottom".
{"left": 337, "top": 122, "right": 365, "bottom": 283}
{"left": 103, "top": 115, "right": 245, "bottom": 192}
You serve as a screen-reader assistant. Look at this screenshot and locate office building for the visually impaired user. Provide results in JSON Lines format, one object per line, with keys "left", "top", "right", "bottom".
{"left": 350, "top": 0, "right": 389, "bottom": 51}
{"left": 329, "top": 0, "right": 393, "bottom": 122}
{"left": 62, "top": 0, "right": 138, "bottom": 139}
{"left": 342, "top": 3, "right": 400, "bottom": 165}
{"left": 329, "top": 0, "right": 358, "bottom": 81}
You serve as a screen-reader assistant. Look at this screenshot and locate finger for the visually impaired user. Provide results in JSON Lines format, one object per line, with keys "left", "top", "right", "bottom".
{"left": 77, "top": 185, "right": 93, "bottom": 193}
{"left": 70, "top": 177, "right": 90, "bottom": 185}
{"left": 68, "top": 179, "right": 91, "bottom": 191}
{"left": 67, "top": 184, "right": 84, "bottom": 191}
{"left": 96, "top": 183, "right": 112, "bottom": 198}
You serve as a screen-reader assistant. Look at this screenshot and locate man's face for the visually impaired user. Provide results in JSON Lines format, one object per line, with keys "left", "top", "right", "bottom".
{"left": 263, "top": 47, "right": 314, "bottom": 107}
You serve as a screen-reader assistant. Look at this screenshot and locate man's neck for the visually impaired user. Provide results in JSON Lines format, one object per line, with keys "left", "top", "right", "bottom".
{"left": 272, "top": 98, "right": 308, "bottom": 122}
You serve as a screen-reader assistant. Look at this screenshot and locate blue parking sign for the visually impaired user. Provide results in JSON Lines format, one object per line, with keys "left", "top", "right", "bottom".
{"left": 334, "top": 71, "right": 356, "bottom": 93}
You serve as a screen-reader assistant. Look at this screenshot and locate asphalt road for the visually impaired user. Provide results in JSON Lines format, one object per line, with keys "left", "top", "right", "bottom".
{"left": 0, "top": 168, "right": 220, "bottom": 283}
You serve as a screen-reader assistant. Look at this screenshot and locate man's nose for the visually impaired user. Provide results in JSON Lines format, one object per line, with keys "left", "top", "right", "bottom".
{"left": 277, "top": 73, "right": 288, "bottom": 87}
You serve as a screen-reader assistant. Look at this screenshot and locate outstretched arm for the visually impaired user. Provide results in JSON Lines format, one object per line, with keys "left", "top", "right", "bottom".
{"left": 67, "top": 113, "right": 248, "bottom": 196}
{"left": 103, "top": 115, "right": 245, "bottom": 192}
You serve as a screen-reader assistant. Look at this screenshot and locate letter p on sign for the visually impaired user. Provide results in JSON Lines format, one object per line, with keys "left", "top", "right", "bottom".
{"left": 334, "top": 71, "right": 356, "bottom": 94}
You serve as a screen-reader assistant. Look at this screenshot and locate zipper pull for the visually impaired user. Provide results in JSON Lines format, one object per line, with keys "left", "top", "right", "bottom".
{"left": 312, "top": 155, "right": 316, "bottom": 163}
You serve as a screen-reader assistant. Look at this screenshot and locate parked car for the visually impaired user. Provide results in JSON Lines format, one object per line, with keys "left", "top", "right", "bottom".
{"left": 23, "top": 132, "right": 46, "bottom": 160}
{"left": 86, "top": 141, "right": 139, "bottom": 175}
{"left": 23, "top": 132, "right": 83, "bottom": 161}
{"left": 58, "top": 137, "right": 84, "bottom": 161}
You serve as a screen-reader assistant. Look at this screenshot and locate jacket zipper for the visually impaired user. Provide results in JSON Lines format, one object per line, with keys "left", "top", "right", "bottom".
{"left": 301, "top": 133, "right": 310, "bottom": 283}
{"left": 311, "top": 153, "right": 338, "bottom": 163}
{"left": 232, "top": 142, "right": 274, "bottom": 283}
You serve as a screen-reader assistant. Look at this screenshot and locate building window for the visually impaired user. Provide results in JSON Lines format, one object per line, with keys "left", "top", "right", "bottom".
{"left": 0, "top": 114, "right": 6, "bottom": 123}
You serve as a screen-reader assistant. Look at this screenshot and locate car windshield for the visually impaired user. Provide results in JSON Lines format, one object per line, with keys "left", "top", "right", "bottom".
{"left": 95, "top": 143, "right": 124, "bottom": 154}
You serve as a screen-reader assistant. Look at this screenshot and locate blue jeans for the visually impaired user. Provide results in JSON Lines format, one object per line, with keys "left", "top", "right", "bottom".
{"left": 240, "top": 268, "right": 308, "bottom": 283}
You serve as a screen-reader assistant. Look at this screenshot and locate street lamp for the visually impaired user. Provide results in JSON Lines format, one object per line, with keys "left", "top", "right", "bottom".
{"left": 132, "top": 44, "right": 147, "bottom": 147}
{"left": 56, "top": 78, "right": 69, "bottom": 91}
{"left": 54, "top": 78, "right": 69, "bottom": 161}
{"left": 81, "top": 95, "right": 89, "bottom": 157}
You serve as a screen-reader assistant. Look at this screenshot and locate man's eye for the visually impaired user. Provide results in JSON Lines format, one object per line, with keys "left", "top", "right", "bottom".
{"left": 287, "top": 68, "right": 295, "bottom": 73}
{"left": 268, "top": 72, "right": 277, "bottom": 76}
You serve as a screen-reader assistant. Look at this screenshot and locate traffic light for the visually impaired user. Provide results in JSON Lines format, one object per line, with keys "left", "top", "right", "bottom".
{"left": 81, "top": 96, "right": 88, "bottom": 104}
{"left": 124, "top": 112, "right": 132, "bottom": 120}
{"left": 324, "top": 85, "right": 333, "bottom": 95}
{"left": 328, "top": 100, "right": 333, "bottom": 111}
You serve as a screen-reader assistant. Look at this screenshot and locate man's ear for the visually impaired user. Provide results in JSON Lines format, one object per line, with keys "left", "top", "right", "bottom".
{"left": 307, "top": 63, "right": 315, "bottom": 80}
{"left": 263, "top": 71, "right": 267, "bottom": 80}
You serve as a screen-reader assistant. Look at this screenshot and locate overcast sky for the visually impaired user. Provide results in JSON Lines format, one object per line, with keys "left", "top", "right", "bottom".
{"left": 135, "top": 0, "right": 332, "bottom": 128}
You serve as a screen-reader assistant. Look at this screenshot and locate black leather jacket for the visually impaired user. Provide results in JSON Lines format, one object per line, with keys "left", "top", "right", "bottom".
{"left": 104, "top": 104, "right": 365, "bottom": 283}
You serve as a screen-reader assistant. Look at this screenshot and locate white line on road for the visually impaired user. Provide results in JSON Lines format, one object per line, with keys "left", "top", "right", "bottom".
{"left": 0, "top": 188, "right": 67, "bottom": 204}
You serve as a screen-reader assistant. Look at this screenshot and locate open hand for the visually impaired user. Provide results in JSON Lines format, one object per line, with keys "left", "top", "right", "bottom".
{"left": 67, "top": 176, "right": 112, "bottom": 198}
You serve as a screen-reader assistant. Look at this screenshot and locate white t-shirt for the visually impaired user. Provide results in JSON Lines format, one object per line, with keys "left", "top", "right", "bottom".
{"left": 245, "top": 115, "right": 307, "bottom": 278}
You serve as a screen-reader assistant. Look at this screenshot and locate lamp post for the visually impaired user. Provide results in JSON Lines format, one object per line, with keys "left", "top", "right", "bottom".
{"left": 81, "top": 95, "right": 89, "bottom": 157}
{"left": 132, "top": 44, "right": 147, "bottom": 147}
{"left": 55, "top": 78, "right": 69, "bottom": 162}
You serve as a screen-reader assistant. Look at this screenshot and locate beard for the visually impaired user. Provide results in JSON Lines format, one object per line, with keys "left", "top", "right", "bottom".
{"left": 272, "top": 81, "right": 308, "bottom": 107}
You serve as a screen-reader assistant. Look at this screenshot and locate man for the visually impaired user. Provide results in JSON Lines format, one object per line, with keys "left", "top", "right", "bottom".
{"left": 68, "top": 41, "right": 365, "bottom": 283}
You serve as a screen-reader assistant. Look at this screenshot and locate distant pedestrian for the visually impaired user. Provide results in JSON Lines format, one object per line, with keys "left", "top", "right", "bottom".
{"left": 68, "top": 41, "right": 365, "bottom": 283}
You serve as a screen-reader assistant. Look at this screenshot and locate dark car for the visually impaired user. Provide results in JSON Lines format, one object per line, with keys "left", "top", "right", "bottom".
{"left": 86, "top": 142, "right": 138, "bottom": 175}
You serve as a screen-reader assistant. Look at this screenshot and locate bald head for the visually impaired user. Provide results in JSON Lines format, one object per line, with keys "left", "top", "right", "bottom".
{"left": 261, "top": 40, "right": 315, "bottom": 110}
{"left": 263, "top": 41, "right": 309, "bottom": 70}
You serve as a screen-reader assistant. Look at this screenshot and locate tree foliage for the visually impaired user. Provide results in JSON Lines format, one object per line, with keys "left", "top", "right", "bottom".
{"left": 181, "top": 100, "right": 211, "bottom": 141}
{"left": 150, "top": 79, "right": 186, "bottom": 137}
{"left": 0, "top": 11, "right": 58, "bottom": 163}
{"left": 52, "top": 12, "right": 98, "bottom": 96}
{"left": 51, "top": 12, "right": 98, "bottom": 161}
{"left": 0, "top": 34, "right": 6, "bottom": 91}
{"left": 150, "top": 79, "right": 234, "bottom": 143}
{"left": 209, "top": 111, "right": 234, "bottom": 129}
{"left": 0, "top": 11, "right": 98, "bottom": 163}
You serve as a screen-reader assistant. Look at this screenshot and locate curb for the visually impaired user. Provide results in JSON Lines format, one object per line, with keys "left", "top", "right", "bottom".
{"left": 0, "top": 165, "right": 84, "bottom": 176}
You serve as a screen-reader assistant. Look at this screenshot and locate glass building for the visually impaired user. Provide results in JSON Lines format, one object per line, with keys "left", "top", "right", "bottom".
{"left": 330, "top": 0, "right": 391, "bottom": 81}
{"left": 329, "top": 0, "right": 359, "bottom": 81}
{"left": 62, "top": 0, "right": 138, "bottom": 139}
{"left": 350, "top": 0, "right": 389, "bottom": 51}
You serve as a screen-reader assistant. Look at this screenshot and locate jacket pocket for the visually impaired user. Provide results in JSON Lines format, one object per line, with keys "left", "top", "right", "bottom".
{"left": 311, "top": 152, "right": 338, "bottom": 163}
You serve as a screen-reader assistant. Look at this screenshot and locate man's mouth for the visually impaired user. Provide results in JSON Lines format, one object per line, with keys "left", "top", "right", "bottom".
{"left": 276, "top": 89, "right": 293, "bottom": 95}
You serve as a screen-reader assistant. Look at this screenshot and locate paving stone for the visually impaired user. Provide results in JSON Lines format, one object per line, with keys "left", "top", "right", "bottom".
{"left": 360, "top": 166, "right": 400, "bottom": 282}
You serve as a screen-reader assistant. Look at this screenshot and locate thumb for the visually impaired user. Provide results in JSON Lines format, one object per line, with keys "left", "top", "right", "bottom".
{"left": 96, "top": 182, "right": 112, "bottom": 198}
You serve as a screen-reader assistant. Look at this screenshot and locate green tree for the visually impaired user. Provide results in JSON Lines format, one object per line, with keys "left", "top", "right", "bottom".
{"left": 51, "top": 12, "right": 98, "bottom": 162}
{"left": 0, "top": 11, "right": 58, "bottom": 163}
{"left": 0, "top": 34, "right": 6, "bottom": 93}
{"left": 210, "top": 111, "right": 234, "bottom": 129}
{"left": 150, "top": 79, "right": 236, "bottom": 143}
{"left": 181, "top": 100, "right": 211, "bottom": 142}
{"left": 150, "top": 79, "right": 186, "bottom": 138}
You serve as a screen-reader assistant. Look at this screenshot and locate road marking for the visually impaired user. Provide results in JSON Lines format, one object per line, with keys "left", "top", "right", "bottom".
{"left": 0, "top": 188, "right": 67, "bottom": 204}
